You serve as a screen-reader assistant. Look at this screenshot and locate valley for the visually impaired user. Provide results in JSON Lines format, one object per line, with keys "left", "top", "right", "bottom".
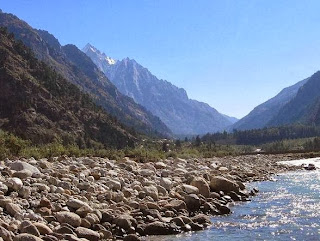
{"left": 0, "top": 5, "right": 320, "bottom": 241}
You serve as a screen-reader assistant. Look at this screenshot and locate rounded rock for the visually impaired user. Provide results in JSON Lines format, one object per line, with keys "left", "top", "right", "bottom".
{"left": 75, "top": 227, "right": 100, "bottom": 241}
{"left": 13, "top": 233, "right": 43, "bottom": 241}
{"left": 190, "top": 177, "right": 210, "bottom": 197}
{"left": 55, "top": 211, "right": 81, "bottom": 227}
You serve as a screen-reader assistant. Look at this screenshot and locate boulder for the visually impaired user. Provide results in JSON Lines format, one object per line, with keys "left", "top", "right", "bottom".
{"left": 190, "top": 177, "right": 210, "bottom": 197}
{"left": 123, "top": 234, "right": 141, "bottom": 241}
{"left": 191, "top": 214, "right": 211, "bottom": 225}
{"left": 154, "top": 161, "right": 167, "bottom": 169}
{"left": 0, "top": 226, "right": 13, "bottom": 241}
{"left": 0, "top": 182, "right": 8, "bottom": 194}
{"left": 75, "top": 227, "right": 100, "bottom": 241}
{"left": 139, "top": 169, "right": 154, "bottom": 177}
{"left": 12, "top": 170, "right": 32, "bottom": 179}
{"left": 21, "top": 224, "right": 40, "bottom": 237}
{"left": 5, "top": 178, "right": 23, "bottom": 191}
{"left": 185, "top": 194, "right": 201, "bottom": 211}
{"left": 171, "top": 217, "right": 185, "bottom": 227}
{"left": 33, "top": 223, "right": 52, "bottom": 235}
{"left": 105, "top": 179, "right": 121, "bottom": 191}
{"left": 144, "top": 221, "right": 177, "bottom": 235}
{"left": 142, "top": 185, "right": 158, "bottom": 201}
{"left": 55, "top": 211, "right": 81, "bottom": 227}
{"left": 13, "top": 234, "right": 43, "bottom": 241}
{"left": 160, "top": 178, "right": 172, "bottom": 191}
{"left": 114, "top": 215, "right": 136, "bottom": 231}
{"left": 66, "top": 198, "right": 89, "bottom": 210}
{"left": 210, "top": 176, "right": 240, "bottom": 193}
{"left": 9, "top": 161, "right": 40, "bottom": 175}
{"left": 75, "top": 205, "right": 93, "bottom": 217}
{"left": 166, "top": 199, "right": 187, "bottom": 211}
{"left": 182, "top": 184, "right": 199, "bottom": 194}
{"left": 39, "top": 198, "right": 52, "bottom": 209}
{"left": 218, "top": 204, "right": 231, "bottom": 214}
{"left": 5, "top": 203, "right": 22, "bottom": 217}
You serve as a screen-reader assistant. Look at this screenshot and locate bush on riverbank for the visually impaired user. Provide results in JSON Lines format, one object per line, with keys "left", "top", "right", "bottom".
{"left": 2, "top": 129, "right": 320, "bottom": 161}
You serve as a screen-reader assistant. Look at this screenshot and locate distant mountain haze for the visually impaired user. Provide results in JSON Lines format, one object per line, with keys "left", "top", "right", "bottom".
{"left": 0, "top": 11, "right": 172, "bottom": 138}
{"left": 83, "top": 44, "right": 237, "bottom": 135}
{"left": 268, "top": 71, "right": 320, "bottom": 126}
{"left": 231, "top": 78, "right": 309, "bottom": 131}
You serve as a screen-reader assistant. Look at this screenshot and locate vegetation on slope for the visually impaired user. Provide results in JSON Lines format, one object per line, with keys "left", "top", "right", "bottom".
{"left": 0, "top": 27, "right": 135, "bottom": 149}
{"left": 0, "top": 11, "right": 172, "bottom": 138}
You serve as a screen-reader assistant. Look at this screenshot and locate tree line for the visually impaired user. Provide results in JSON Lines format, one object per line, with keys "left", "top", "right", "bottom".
{"left": 201, "top": 124, "right": 320, "bottom": 145}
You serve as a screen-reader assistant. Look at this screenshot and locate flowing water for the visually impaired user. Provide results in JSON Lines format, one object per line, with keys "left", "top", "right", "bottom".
{"left": 147, "top": 159, "right": 320, "bottom": 241}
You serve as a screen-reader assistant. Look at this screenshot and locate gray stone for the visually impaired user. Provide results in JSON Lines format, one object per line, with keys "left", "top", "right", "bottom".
{"left": 75, "top": 227, "right": 100, "bottom": 241}
{"left": 66, "top": 198, "right": 89, "bottom": 210}
{"left": 55, "top": 211, "right": 81, "bottom": 227}
{"left": 190, "top": 177, "right": 210, "bottom": 197}
{"left": 142, "top": 185, "right": 158, "bottom": 201}
{"left": 182, "top": 184, "right": 199, "bottom": 194}
{"left": 9, "top": 161, "right": 40, "bottom": 175}
{"left": 13, "top": 234, "right": 43, "bottom": 241}
{"left": 5, "top": 178, "right": 23, "bottom": 191}
{"left": 5, "top": 203, "right": 22, "bottom": 217}
{"left": 160, "top": 178, "right": 172, "bottom": 191}
{"left": 0, "top": 226, "right": 13, "bottom": 241}
{"left": 210, "top": 176, "right": 240, "bottom": 193}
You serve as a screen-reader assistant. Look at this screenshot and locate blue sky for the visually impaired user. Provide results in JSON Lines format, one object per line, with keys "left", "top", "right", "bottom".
{"left": 2, "top": 0, "right": 320, "bottom": 118}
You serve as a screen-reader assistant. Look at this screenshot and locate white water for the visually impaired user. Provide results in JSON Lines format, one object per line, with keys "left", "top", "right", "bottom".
{"left": 278, "top": 157, "right": 320, "bottom": 168}
{"left": 146, "top": 159, "right": 320, "bottom": 241}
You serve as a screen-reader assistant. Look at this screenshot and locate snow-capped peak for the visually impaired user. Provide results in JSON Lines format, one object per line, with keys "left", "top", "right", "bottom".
{"left": 82, "top": 43, "right": 117, "bottom": 65}
{"left": 105, "top": 56, "right": 116, "bottom": 65}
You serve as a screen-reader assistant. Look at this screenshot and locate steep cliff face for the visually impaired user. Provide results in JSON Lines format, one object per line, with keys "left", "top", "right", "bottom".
{"left": 0, "top": 11, "right": 172, "bottom": 138}
{"left": 0, "top": 28, "right": 135, "bottom": 148}
{"left": 84, "top": 44, "right": 234, "bottom": 135}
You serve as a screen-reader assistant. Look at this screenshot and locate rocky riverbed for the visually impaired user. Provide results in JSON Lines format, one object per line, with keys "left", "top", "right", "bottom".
{"left": 0, "top": 154, "right": 302, "bottom": 241}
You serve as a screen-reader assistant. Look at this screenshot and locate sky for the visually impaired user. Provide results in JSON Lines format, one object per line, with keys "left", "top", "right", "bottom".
{"left": 2, "top": 0, "right": 320, "bottom": 118}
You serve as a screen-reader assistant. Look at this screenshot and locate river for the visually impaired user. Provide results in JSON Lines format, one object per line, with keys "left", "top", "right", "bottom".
{"left": 146, "top": 158, "right": 320, "bottom": 241}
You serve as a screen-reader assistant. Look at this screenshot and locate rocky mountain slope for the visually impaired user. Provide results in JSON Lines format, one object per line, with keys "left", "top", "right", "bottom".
{"left": 0, "top": 11, "right": 171, "bottom": 138}
{"left": 0, "top": 27, "right": 134, "bottom": 148}
{"left": 83, "top": 44, "right": 235, "bottom": 135}
{"left": 231, "top": 78, "right": 309, "bottom": 130}
{"left": 268, "top": 71, "right": 320, "bottom": 126}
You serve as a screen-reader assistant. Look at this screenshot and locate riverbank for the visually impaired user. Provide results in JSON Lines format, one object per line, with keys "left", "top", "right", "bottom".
{"left": 0, "top": 154, "right": 306, "bottom": 240}
{"left": 147, "top": 168, "right": 320, "bottom": 241}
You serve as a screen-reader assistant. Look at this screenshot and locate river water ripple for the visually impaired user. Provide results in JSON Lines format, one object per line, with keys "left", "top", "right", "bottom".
{"left": 146, "top": 168, "right": 320, "bottom": 241}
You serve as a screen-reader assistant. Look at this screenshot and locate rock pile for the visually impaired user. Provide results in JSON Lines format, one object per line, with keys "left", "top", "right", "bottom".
{"left": 0, "top": 154, "right": 299, "bottom": 240}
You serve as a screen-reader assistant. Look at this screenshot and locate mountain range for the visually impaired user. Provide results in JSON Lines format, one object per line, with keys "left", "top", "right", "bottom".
{"left": 83, "top": 44, "right": 237, "bottom": 135}
{"left": 268, "top": 71, "right": 320, "bottom": 126}
{"left": 2, "top": 9, "right": 320, "bottom": 143}
{"left": 232, "top": 71, "right": 320, "bottom": 131}
{"left": 0, "top": 11, "right": 172, "bottom": 138}
{"left": 231, "top": 78, "right": 309, "bottom": 130}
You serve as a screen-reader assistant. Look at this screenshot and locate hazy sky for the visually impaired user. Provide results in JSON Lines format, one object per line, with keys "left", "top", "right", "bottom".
{"left": 2, "top": 0, "right": 320, "bottom": 118}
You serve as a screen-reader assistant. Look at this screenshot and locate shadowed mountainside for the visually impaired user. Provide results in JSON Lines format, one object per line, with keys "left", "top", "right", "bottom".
{"left": 0, "top": 27, "right": 135, "bottom": 148}
{"left": 231, "top": 78, "right": 308, "bottom": 130}
{"left": 268, "top": 71, "right": 320, "bottom": 126}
